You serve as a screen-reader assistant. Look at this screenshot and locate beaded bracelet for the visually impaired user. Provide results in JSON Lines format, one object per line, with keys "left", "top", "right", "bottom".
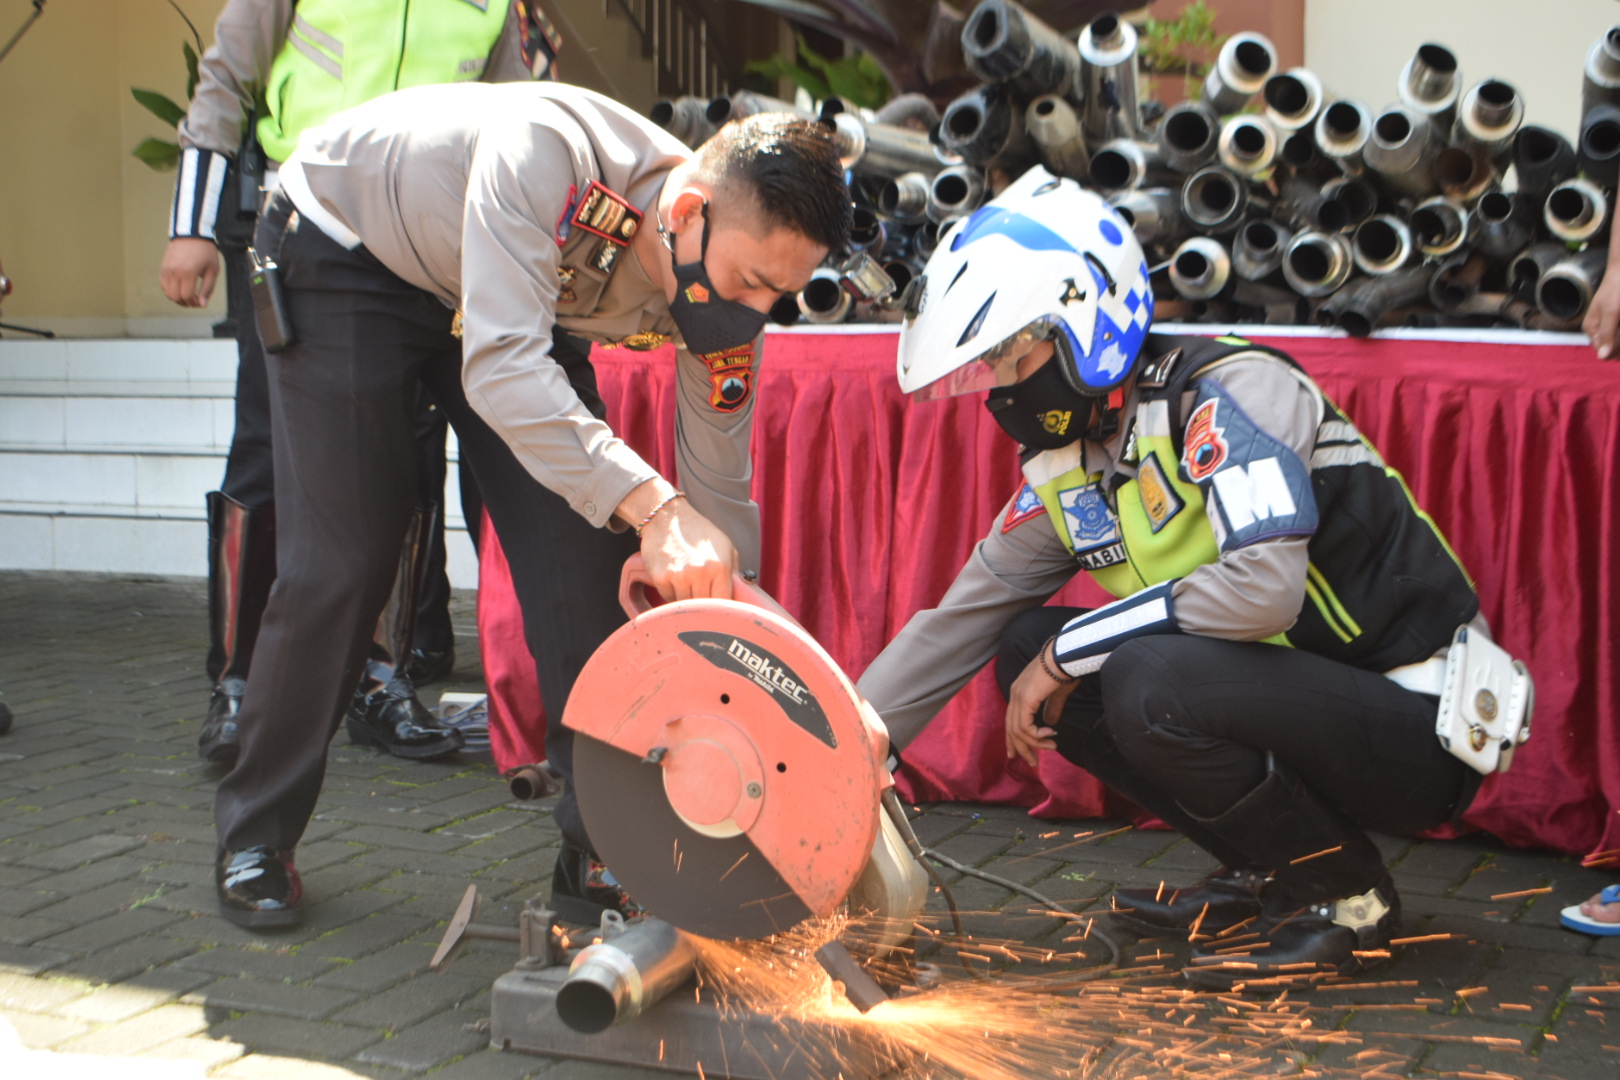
{"left": 633, "top": 490, "right": 687, "bottom": 537}
{"left": 1039, "top": 636, "right": 1078, "bottom": 684}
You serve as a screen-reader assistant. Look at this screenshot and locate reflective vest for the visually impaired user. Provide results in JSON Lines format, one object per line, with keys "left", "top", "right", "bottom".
{"left": 1023, "top": 334, "right": 1478, "bottom": 671}
{"left": 258, "top": 0, "right": 514, "bottom": 162}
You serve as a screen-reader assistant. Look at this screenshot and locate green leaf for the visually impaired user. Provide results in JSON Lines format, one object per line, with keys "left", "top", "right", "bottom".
{"left": 131, "top": 87, "right": 187, "bottom": 128}
{"left": 133, "top": 138, "right": 181, "bottom": 171}
{"left": 183, "top": 41, "right": 200, "bottom": 102}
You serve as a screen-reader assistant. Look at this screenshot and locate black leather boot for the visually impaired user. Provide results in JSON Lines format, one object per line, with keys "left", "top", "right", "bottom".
{"left": 344, "top": 507, "right": 462, "bottom": 760}
{"left": 1174, "top": 757, "right": 1397, "bottom": 991}
{"left": 216, "top": 845, "right": 302, "bottom": 929}
{"left": 549, "top": 839, "right": 645, "bottom": 926}
{"left": 202, "top": 492, "right": 276, "bottom": 764}
{"left": 1113, "top": 866, "right": 1270, "bottom": 937}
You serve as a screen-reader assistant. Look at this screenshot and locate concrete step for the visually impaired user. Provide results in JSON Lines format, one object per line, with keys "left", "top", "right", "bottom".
{"left": 0, "top": 338, "right": 476, "bottom": 584}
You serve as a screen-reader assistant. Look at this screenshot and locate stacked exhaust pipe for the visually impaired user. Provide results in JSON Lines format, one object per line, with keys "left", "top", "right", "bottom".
{"left": 695, "top": 21, "right": 1619, "bottom": 332}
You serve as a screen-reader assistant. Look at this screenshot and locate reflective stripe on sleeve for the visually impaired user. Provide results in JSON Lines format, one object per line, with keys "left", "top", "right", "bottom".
{"left": 170, "top": 146, "right": 231, "bottom": 240}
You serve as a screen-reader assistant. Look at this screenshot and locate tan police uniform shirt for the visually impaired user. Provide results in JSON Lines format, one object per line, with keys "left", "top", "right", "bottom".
{"left": 276, "top": 82, "right": 764, "bottom": 572}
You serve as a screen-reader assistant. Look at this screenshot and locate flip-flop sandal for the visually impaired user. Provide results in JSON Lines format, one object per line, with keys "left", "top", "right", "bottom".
{"left": 1560, "top": 884, "right": 1620, "bottom": 935}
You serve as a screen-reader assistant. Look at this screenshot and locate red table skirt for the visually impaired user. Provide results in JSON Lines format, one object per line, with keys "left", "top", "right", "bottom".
{"left": 478, "top": 326, "right": 1620, "bottom": 862}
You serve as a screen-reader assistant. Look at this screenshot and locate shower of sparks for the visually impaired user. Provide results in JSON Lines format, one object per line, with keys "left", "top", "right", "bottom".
{"left": 678, "top": 908, "right": 1508, "bottom": 1080}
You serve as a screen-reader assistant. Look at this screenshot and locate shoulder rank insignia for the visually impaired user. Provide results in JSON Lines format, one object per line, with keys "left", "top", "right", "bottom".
{"left": 573, "top": 181, "right": 641, "bottom": 246}
{"left": 701, "top": 343, "right": 755, "bottom": 412}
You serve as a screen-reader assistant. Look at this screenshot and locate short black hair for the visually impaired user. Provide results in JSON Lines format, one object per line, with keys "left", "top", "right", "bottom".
{"left": 695, "top": 114, "right": 852, "bottom": 254}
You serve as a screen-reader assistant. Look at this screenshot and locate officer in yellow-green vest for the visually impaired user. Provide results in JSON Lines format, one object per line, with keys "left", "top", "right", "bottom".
{"left": 157, "top": 0, "right": 560, "bottom": 766}
{"left": 857, "top": 168, "right": 1498, "bottom": 991}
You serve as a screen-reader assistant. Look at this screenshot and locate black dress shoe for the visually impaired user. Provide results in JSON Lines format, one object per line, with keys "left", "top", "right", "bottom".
{"left": 404, "top": 647, "right": 455, "bottom": 686}
{"left": 1184, "top": 877, "right": 1401, "bottom": 991}
{"left": 199, "top": 676, "right": 245, "bottom": 764}
{"left": 345, "top": 676, "right": 464, "bottom": 760}
{"left": 217, "top": 845, "right": 302, "bottom": 928}
{"left": 1112, "top": 866, "right": 1269, "bottom": 937}
{"left": 550, "top": 839, "right": 645, "bottom": 926}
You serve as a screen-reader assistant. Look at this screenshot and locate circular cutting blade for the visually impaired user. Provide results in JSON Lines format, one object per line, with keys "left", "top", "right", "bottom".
{"left": 574, "top": 734, "right": 812, "bottom": 940}
{"left": 563, "top": 596, "right": 883, "bottom": 941}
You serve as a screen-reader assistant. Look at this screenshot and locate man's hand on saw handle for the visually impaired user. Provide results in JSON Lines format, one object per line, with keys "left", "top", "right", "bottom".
{"left": 618, "top": 479, "right": 737, "bottom": 601}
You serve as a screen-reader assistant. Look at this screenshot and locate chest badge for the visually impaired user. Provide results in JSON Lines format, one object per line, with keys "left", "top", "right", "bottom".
{"left": 701, "top": 343, "right": 755, "bottom": 412}
{"left": 557, "top": 264, "right": 578, "bottom": 304}
{"left": 1136, "top": 451, "right": 1184, "bottom": 534}
{"left": 1057, "top": 483, "right": 1126, "bottom": 570}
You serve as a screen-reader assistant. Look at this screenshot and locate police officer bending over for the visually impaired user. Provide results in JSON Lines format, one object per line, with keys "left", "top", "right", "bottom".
{"left": 858, "top": 170, "right": 1497, "bottom": 989}
{"left": 215, "top": 83, "right": 850, "bottom": 928}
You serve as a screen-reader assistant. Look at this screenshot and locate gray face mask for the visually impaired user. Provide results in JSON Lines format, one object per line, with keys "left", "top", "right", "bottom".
{"left": 659, "top": 201, "right": 768, "bottom": 359}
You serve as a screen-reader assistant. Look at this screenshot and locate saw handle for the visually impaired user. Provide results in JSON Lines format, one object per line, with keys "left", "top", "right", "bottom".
{"left": 619, "top": 554, "right": 800, "bottom": 626}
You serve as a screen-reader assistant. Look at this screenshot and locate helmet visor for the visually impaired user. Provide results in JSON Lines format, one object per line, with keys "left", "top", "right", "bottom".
{"left": 911, "top": 324, "right": 1052, "bottom": 402}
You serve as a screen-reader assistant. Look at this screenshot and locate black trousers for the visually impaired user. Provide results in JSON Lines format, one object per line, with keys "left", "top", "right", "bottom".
{"left": 215, "top": 242, "right": 464, "bottom": 662}
{"left": 216, "top": 193, "right": 636, "bottom": 853}
{"left": 998, "top": 608, "right": 1479, "bottom": 884}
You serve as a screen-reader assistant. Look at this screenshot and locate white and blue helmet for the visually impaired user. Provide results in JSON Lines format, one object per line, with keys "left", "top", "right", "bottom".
{"left": 897, "top": 166, "right": 1154, "bottom": 401}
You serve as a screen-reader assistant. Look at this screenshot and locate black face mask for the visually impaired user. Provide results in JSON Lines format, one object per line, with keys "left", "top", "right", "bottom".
{"left": 660, "top": 202, "right": 769, "bottom": 358}
{"left": 983, "top": 356, "right": 1097, "bottom": 450}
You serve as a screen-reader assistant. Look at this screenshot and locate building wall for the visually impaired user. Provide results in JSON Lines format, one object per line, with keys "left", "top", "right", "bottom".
{"left": 1305, "top": 0, "right": 1617, "bottom": 141}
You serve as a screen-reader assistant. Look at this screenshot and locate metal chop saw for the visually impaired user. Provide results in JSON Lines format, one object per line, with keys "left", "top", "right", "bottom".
{"left": 435, "top": 557, "right": 930, "bottom": 1076}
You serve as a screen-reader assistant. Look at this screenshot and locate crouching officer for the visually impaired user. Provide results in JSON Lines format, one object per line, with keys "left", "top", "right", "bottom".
{"left": 213, "top": 84, "right": 850, "bottom": 928}
{"left": 857, "top": 168, "right": 1496, "bottom": 989}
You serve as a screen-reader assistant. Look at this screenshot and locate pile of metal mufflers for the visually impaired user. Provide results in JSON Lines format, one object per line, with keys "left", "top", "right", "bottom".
{"left": 652, "top": 1, "right": 1620, "bottom": 335}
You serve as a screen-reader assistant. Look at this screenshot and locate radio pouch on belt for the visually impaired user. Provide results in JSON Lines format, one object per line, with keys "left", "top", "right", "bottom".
{"left": 247, "top": 246, "right": 295, "bottom": 353}
{"left": 1435, "top": 626, "right": 1533, "bottom": 774}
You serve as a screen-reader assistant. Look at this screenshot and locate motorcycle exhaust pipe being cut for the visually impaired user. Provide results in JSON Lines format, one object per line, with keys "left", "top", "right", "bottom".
{"left": 555, "top": 915, "right": 698, "bottom": 1034}
{"left": 1202, "top": 32, "right": 1278, "bottom": 116}
{"left": 1363, "top": 107, "right": 1439, "bottom": 197}
{"left": 1513, "top": 125, "right": 1577, "bottom": 204}
{"left": 1181, "top": 165, "right": 1260, "bottom": 235}
{"left": 1351, "top": 215, "right": 1417, "bottom": 276}
{"left": 1218, "top": 114, "right": 1278, "bottom": 177}
{"left": 939, "top": 83, "right": 1033, "bottom": 169}
{"left": 1583, "top": 27, "right": 1620, "bottom": 117}
{"left": 1026, "top": 94, "right": 1090, "bottom": 181}
{"left": 1168, "top": 236, "right": 1233, "bottom": 301}
{"left": 1314, "top": 99, "right": 1372, "bottom": 174}
{"left": 1578, "top": 104, "right": 1620, "bottom": 189}
{"left": 650, "top": 96, "right": 716, "bottom": 147}
{"left": 961, "top": 0, "right": 1083, "bottom": 104}
{"left": 1159, "top": 100, "right": 1221, "bottom": 174}
{"left": 1536, "top": 247, "right": 1609, "bottom": 326}
{"left": 1283, "top": 230, "right": 1354, "bottom": 298}
{"left": 830, "top": 113, "right": 948, "bottom": 179}
{"left": 1078, "top": 13, "right": 1140, "bottom": 141}
{"left": 1233, "top": 219, "right": 1292, "bottom": 281}
{"left": 927, "top": 165, "right": 986, "bottom": 223}
{"left": 879, "top": 172, "right": 932, "bottom": 224}
{"left": 1398, "top": 43, "right": 1461, "bottom": 129}
{"left": 1408, "top": 197, "right": 1468, "bottom": 258}
{"left": 1544, "top": 177, "right": 1610, "bottom": 243}
{"left": 1455, "top": 79, "right": 1524, "bottom": 159}
{"left": 1264, "top": 67, "right": 1325, "bottom": 133}
{"left": 1110, "top": 188, "right": 1184, "bottom": 249}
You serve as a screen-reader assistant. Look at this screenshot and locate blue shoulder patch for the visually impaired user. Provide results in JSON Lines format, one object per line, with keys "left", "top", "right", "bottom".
{"left": 1181, "top": 380, "right": 1318, "bottom": 550}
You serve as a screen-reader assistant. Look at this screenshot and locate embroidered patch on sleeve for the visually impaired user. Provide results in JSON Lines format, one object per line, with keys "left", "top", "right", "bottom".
{"left": 701, "top": 343, "right": 756, "bottom": 412}
{"left": 572, "top": 181, "right": 641, "bottom": 245}
{"left": 1002, "top": 483, "right": 1045, "bottom": 533}
{"left": 1184, "top": 380, "right": 1319, "bottom": 550}
{"left": 1135, "top": 451, "right": 1184, "bottom": 534}
{"left": 1058, "top": 483, "right": 1127, "bottom": 570}
{"left": 1182, "top": 398, "right": 1228, "bottom": 482}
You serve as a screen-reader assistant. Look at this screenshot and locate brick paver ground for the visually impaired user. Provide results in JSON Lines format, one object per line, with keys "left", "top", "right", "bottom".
{"left": 1, "top": 572, "right": 1616, "bottom": 1078}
